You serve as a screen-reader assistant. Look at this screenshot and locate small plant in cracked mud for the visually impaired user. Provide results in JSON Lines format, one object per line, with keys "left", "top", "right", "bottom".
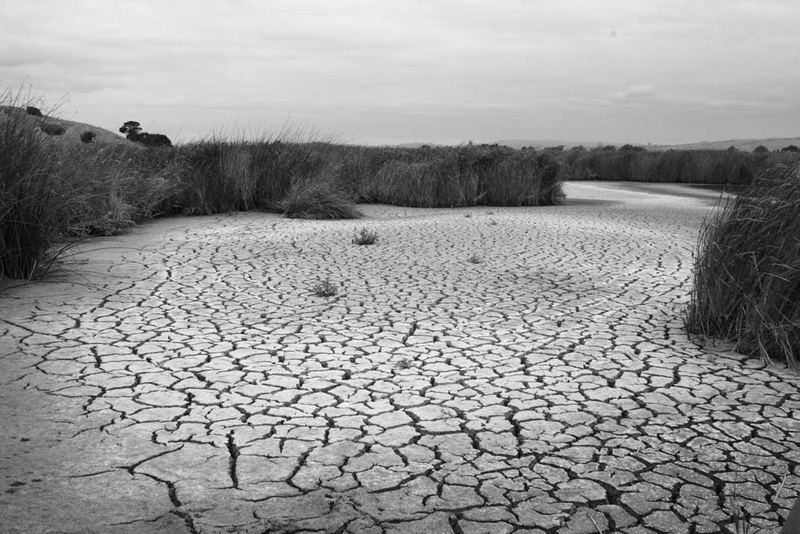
{"left": 397, "top": 358, "right": 413, "bottom": 369}
{"left": 312, "top": 278, "right": 338, "bottom": 297}
{"left": 726, "top": 494, "right": 752, "bottom": 534}
{"left": 352, "top": 227, "right": 378, "bottom": 245}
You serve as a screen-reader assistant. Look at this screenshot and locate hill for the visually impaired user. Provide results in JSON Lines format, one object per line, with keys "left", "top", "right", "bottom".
{"left": 0, "top": 106, "right": 137, "bottom": 148}
{"left": 495, "top": 137, "right": 800, "bottom": 152}
{"left": 650, "top": 137, "right": 800, "bottom": 152}
{"left": 495, "top": 139, "right": 609, "bottom": 150}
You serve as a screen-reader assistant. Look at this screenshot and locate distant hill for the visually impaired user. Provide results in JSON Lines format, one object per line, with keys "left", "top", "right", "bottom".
{"left": 495, "top": 139, "right": 610, "bottom": 150}
{"left": 0, "top": 106, "right": 137, "bottom": 148}
{"left": 649, "top": 137, "right": 800, "bottom": 152}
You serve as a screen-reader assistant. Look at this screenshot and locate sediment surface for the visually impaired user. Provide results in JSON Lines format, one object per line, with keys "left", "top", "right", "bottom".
{"left": 1, "top": 182, "right": 798, "bottom": 533}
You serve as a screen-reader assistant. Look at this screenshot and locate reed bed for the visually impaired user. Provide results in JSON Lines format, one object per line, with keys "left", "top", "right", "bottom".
{"left": 687, "top": 164, "right": 800, "bottom": 367}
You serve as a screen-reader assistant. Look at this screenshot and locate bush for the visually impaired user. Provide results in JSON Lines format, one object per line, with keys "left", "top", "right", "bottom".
{"left": 80, "top": 131, "right": 96, "bottom": 144}
{"left": 39, "top": 123, "right": 65, "bottom": 136}
{"left": 686, "top": 164, "right": 800, "bottom": 367}
{"left": 25, "top": 106, "right": 42, "bottom": 117}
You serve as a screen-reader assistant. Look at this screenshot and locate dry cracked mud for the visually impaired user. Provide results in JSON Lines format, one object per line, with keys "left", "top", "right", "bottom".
{"left": 1, "top": 182, "right": 798, "bottom": 534}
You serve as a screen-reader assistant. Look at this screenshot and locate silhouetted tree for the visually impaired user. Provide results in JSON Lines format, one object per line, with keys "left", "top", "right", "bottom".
{"left": 119, "top": 120, "right": 171, "bottom": 147}
{"left": 119, "top": 121, "right": 142, "bottom": 138}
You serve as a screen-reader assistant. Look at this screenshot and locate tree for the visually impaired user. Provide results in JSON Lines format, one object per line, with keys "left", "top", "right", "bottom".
{"left": 119, "top": 121, "right": 142, "bottom": 138}
{"left": 781, "top": 145, "right": 799, "bottom": 152}
{"left": 620, "top": 144, "right": 645, "bottom": 152}
{"left": 118, "top": 121, "right": 172, "bottom": 147}
{"left": 753, "top": 145, "right": 769, "bottom": 154}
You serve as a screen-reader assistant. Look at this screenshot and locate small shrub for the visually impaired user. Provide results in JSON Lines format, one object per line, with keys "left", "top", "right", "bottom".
{"left": 352, "top": 227, "right": 378, "bottom": 245}
{"left": 467, "top": 253, "right": 482, "bottom": 264}
{"left": 25, "top": 106, "right": 42, "bottom": 117}
{"left": 280, "top": 177, "right": 362, "bottom": 220}
{"left": 39, "top": 123, "right": 65, "bottom": 136}
{"left": 312, "top": 278, "right": 338, "bottom": 297}
{"left": 80, "top": 131, "right": 96, "bottom": 144}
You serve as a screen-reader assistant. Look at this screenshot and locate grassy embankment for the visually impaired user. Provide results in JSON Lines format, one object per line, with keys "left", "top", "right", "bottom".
{"left": 0, "top": 98, "right": 561, "bottom": 280}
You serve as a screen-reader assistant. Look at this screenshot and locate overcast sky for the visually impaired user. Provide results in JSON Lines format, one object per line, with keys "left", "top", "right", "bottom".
{"left": 2, "top": 0, "right": 798, "bottom": 145}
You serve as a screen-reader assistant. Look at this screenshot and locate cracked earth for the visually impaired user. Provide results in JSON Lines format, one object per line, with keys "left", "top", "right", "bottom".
{"left": 1, "top": 182, "right": 798, "bottom": 534}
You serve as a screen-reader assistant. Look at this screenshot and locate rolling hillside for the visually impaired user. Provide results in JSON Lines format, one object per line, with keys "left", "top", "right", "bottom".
{"left": 0, "top": 106, "right": 137, "bottom": 148}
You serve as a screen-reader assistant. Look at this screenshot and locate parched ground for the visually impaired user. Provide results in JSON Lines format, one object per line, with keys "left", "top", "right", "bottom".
{"left": 0, "top": 182, "right": 798, "bottom": 534}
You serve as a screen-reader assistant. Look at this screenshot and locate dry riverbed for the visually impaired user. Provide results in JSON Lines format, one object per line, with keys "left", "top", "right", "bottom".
{"left": 0, "top": 182, "right": 797, "bottom": 534}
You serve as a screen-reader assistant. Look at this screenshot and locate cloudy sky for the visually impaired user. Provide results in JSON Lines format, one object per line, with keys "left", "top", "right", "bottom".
{"left": 2, "top": 0, "right": 798, "bottom": 145}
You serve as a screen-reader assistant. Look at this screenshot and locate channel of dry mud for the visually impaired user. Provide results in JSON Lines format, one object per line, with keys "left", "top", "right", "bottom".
{"left": 0, "top": 182, "right": 798, "bottom": 534}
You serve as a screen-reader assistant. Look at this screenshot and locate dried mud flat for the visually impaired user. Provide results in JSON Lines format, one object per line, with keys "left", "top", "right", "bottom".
{"left": 0, "top": 182, "right": 798, "bottom": 534}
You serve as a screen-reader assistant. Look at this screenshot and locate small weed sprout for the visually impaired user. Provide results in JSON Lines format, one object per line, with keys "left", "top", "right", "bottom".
{"left": 727, "top": 494, "right": 752, "bottom": 534}
{"left": 353, "top": 227, "right": 378, "bottom": 246}
{"left": 398, "top": 358, "right": 412, "bottom": 369}
{"left": 467, "top": 254, "right": 482, "bottom": 264}
{"left": 312, "top": 278, "right": 338, "bottom": 297}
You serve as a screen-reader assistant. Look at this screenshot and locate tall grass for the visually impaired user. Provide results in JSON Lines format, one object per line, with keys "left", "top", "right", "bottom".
{"left": 362, "top": 145, "right": 561, "bottom": 207}
{"left": 687, "top": 164, "right": 800, "bottom": 367}
{"left": 0, "top": 99, "right": 71, "bottom": 279}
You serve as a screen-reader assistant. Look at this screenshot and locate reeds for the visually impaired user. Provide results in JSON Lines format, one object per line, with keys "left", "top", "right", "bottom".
{"left": 686, "top": 164, "right": 800, "bottom": 367}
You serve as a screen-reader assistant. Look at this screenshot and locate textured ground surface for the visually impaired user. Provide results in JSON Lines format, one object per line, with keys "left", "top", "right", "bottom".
{"left": 1, "top": 182, "right": 798, "bottom": 534}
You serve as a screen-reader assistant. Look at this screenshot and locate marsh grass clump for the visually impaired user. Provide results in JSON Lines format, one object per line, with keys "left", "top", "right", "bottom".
{"left": 0, "top": 96, "right": 72, "bottom": 279}
{"left": 279, "top": 174, "right": 362, "bottom": 220}
{"left": 687, "top": 164, "right": 800, "bottom": 367}
{"left": 352, "top": 227, "right": 378, "bottom": 245}
{"left": 312, "top": 278, "right": 338, "bottom": 297}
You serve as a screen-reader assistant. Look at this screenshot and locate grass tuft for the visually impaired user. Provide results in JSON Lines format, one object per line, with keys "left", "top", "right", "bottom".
{"left": 686, "top": 163, "right": 800, "bottom": 368}
{"left": 280, "top": 176, "right": 362, "bottom": 220}
{"left": 312, "top": 278, "right": 338, "bottom": 297}
{"left": 352, "top": 227, "right": 378, "bottom": 245}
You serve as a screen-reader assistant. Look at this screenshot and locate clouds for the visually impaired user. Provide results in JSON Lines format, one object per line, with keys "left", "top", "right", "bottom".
{"left": 1, "top": 0, "right": 798, "bottom": 144}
